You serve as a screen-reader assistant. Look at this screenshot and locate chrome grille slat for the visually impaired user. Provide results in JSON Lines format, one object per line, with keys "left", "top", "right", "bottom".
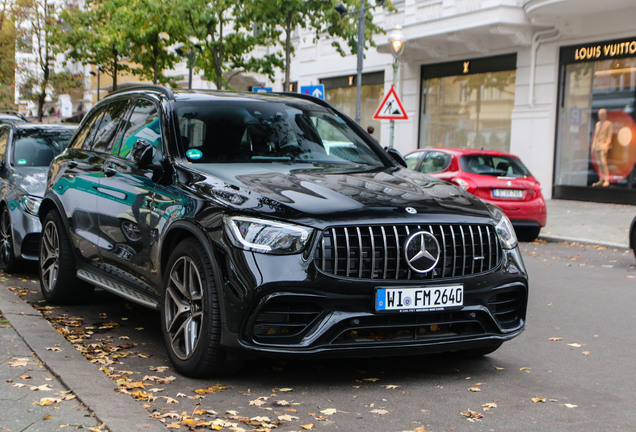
{"left": 468, "top": 226, "right": 475, "bottom": 274}
{"left": 405, "top": 226, "right": 412, "bottom": 280}
{"left": 318, "top": 223, "right": 502, "bottom": 280}
{"left": 438, "top": 225, "right": 446, "bottom": 278}
{"left": 356, "top": 227, "right": 363, "bottom": 278}
{"left": 459, "top": 226, "right": 467, "bottom": 276}
{"left": 369, "top": 227, "right": 375, "bottom": 279}
{"left": 344, "top": 227, "right": 350, "bottom": 277}
{"left": 450, "top": 226, "right": 457, "bottom": 277}
{"left": 381, "top": 226, "right": 388, "bottom": 279}
{"left": 393, "top": 226, "right": 400, "bottom": 280}
{"left": 332, "top": 228, "right": 338, "bottom": 275}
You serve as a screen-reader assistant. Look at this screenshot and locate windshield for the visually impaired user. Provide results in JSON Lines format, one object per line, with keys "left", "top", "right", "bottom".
{"left": 12, "top": 129, "right": 74, "bottom": 167}
{"left": 175, "top": 99, "right": 385, "bottom": 167}
{"left": 460, "top": 154, "right": 531, "bottom": 178}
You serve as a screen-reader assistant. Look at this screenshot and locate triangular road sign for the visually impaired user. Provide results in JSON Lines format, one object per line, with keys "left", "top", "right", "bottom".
{"left": 373, "top": 85, "right": 408, "bottom": 120}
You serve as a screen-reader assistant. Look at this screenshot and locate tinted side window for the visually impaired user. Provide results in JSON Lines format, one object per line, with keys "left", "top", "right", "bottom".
{"left": 91, "top": 100, "right": 130, "bottom": 153}
{"left": 0, "top": 127, "right": 9, "bottom": 159}
{"left": 419, "top": 151, "right": 452, "bottom": 174}
{"left": 405, "top": 152, "right": 422, "bottom": 170}
{"left": 118, "top": 99, "right": 162, "bottom": 159}
{"left": 73, "top": 110, "right": 104, "bottom": 150}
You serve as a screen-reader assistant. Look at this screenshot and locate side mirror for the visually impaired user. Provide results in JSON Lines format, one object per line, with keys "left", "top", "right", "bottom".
{"left": 131, "top": 139, "right": 155, "bottom": 169}
{"left": 386, "top": 147, "right": 407, "bottom": 167}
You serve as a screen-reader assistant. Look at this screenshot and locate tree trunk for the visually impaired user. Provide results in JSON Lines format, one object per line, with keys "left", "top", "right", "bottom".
{"left": 37, "top": 90, "right": 45, "bottom": 122}
{"left": 112, "top": 45, "right": 118, "bottom": 91}
{"left": 284, "top": 12, "right": 292, "bottom": 91}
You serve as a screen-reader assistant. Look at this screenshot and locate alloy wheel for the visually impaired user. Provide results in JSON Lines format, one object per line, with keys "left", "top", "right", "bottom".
{"left": 40, "top": 220, "right": 60, "bottom": 292}
{"left": 0, "top": 209, "right": 12, "bottom": 268}
{"left": 164, "top": 256, "right": 204, "bottom": 360}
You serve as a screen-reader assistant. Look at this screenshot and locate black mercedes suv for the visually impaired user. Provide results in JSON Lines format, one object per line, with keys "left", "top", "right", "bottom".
{"left": 38, "top": 86, "right": 528, "bottom": 377}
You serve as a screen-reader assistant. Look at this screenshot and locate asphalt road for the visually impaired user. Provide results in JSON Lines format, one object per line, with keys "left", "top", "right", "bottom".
{"left": 2, "top": 240, "right": 635, "bottom": 432}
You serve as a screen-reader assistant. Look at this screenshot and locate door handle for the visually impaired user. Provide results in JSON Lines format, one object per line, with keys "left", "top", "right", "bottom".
{"left": 103, "top": 164, "right": 117, "bottom": 177}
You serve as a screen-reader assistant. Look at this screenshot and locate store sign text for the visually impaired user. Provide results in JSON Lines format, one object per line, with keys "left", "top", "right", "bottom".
{"left": 574, "top": 41, "right": 636, "bottom": 61}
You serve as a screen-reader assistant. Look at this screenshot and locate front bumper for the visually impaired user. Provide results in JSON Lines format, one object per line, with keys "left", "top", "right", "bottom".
{"left": 214, "top": 242, "right": 528, "bottom": 358}
{"left": 11, "top": 206, "right": 41, "bottom": 261}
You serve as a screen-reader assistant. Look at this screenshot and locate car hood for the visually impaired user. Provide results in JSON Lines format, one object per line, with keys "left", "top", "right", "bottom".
{"left": 188, "top": 163, "right": 493, "bottom": 224}
{"left": 10, "top": 167, "right": 49, "bottom": 197}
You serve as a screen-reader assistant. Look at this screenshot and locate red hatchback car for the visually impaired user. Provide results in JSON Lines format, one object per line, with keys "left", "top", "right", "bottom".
{"left": 405, "top": 148, "right": 547, "bottom": 241}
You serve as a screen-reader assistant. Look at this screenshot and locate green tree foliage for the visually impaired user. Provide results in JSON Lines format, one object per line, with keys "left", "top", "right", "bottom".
{"left": 173, "top": 0, "right": 282, "bottom": 90}
{"left": 125, "top": 0, "right": 180, "bottom": 85}
{"left": 244, "top": 0, "right": 390, "bottom": 91}
{"left": 0, "top": 0, "right": 16, "bottom": 108}
{"left": 13, "top": 0, "right": 82, "bottom": 120}
{"left": 55, "top": 0, "right": 133, "bottom": 91}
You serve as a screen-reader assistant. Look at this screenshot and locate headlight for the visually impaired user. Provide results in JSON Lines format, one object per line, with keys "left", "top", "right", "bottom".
{"left": 224, "top": 216, "right": 313, "bottom": 254}
{"left": 19, "top": 195, "right": 42, "bottom": 216}
{"left": 485, "top": 202, "right": 517, "bottom": 249}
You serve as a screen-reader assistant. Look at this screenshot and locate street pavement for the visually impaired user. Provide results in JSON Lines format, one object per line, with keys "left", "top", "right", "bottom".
{"left": 0, "top": 198, "right": 633, "bottom": 431}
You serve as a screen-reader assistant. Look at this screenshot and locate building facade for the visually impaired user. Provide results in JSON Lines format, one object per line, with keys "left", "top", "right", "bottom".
{"left": 271, "top": 0, "right": 636, "bottom": 204}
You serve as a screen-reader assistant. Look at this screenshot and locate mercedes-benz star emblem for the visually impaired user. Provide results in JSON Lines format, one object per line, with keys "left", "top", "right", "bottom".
{"left": 404, "top": 231, "right": 440, "bottom": 273}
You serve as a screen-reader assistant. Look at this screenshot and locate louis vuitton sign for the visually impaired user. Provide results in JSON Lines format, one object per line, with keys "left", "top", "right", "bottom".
{"left": 562, "top": 37, "right": 636, "bottom": 63}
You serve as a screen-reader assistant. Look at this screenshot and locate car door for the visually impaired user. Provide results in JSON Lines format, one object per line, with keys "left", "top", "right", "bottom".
{"left": 50, "top": 103, "right": 125, "bottom": 263}
{"left": 95, "top": 97, "right": 165, "bottom": 290}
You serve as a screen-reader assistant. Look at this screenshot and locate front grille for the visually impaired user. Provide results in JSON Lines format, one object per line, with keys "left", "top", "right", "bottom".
{"left": 315, "top": 224, "right": 501, "bottom": 280}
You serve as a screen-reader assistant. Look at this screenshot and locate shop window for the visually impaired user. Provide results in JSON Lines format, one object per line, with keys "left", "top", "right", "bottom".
{"left": 419, "top": 55, "right": 516, "bottom": 153}
{"left": 555, "top": 44, "right": 636, "bottom": 194}
{"left": 321, "top": 71, "right": 384, "bottom": 142}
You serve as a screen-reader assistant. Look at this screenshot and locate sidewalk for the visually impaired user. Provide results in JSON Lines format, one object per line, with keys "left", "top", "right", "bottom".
{"left": 0, "top": 198, "right": 633, "bottom": 431}
{"left": 0, "top": 285, "right": 167, "bottom": 432}
{"left": 541, "top": 199, "right": 634, "bottom": 249}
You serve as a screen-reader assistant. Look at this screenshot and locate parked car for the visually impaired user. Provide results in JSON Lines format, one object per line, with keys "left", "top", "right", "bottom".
{"left": 0, "top": 110, "right": 29, "bottom": 125}
{"left": 38, "top": 86, "right": 528, "bottom": 377}
{"left": 630, "top": 215, "right": 636, "bottom": 259}
{"left": 0, "top": 122, "right": 76, "bottom": 272}
{"left": 405, "top": 148, "right": 547, "bottom": 241}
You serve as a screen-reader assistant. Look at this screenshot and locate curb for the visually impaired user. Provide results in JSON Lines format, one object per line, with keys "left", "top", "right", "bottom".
{"left": 538, "top": 234, "right": 630, "bottom": 251}
{"left": 0, "top": 285, "right": 167, "bottom": 432}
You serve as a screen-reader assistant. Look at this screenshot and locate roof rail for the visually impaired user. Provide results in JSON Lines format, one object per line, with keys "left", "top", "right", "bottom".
{"left": 106, "top": 85, "right": 174, "bottom": 100}
{"left": 275, "top": 91, "right": 333, "bottom": 109}
{"left": 0, "top": 110, "right": 28, "bottom": 121}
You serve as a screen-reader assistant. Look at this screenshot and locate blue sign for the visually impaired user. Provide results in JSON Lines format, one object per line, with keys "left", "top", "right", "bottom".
{"left": 252, "top": 87, "right": 273, "bottom": 93}
{"left": 300, "top": 85, "right": 325, "bottom": 100}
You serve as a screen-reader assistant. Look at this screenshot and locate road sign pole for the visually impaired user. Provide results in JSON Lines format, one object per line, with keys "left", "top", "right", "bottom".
{"left": 389, "top": 59, "right": 399, "bottom": 148}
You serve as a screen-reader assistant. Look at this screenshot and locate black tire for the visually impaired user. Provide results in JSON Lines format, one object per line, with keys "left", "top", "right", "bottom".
{"left": 516, "top": 226, "right": 541, "bottom": 242}
{"left": 0, "top": 206, "right": 21, "bottom": 273}
{"left": 39, "top": 210, "right": 93, "bottom": 303}
{"left": 161, "top": 238, "right": 240, "bottom": 377}
{"left": 630, "top": 225, "right": 636, "bottom": 259}
{"left": 456, "top": 341, "right": 503, "bottom": 358}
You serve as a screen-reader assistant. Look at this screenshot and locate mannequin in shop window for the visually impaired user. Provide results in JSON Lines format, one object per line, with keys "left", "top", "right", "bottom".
{"left": 591, "top": 108, "right": 613, "bottom": 187}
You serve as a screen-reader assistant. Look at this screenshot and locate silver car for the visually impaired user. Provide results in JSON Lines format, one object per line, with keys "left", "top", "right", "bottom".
{"left": 0, "top": 123, "right": 76, "bottom": 272}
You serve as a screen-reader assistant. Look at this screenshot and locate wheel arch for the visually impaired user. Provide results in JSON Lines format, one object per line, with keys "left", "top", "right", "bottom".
{"left": 38, "top": 194, "right": 65, "bottom": 224}
{"left": 160, "top": 220, "right": 228, "bottom": 323}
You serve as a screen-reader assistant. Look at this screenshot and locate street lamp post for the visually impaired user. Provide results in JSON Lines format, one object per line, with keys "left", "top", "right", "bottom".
{"left": 388, "top": 26, "right": 405, "bottom": 148}
{"left": 335, "top": 1, "right": 385, "bottom": 125}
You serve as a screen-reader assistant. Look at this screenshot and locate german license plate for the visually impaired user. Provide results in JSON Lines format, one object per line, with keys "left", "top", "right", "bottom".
{"left": 376, "top": 285, "right": 463, "bottom": 312}
{"left": 493, "top": 189, "right": 523, "bottom": 198}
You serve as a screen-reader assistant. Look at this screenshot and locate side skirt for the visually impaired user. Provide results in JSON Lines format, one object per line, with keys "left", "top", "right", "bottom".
{"left": 76, "top": 267, "right": 160, "bottom": 310}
